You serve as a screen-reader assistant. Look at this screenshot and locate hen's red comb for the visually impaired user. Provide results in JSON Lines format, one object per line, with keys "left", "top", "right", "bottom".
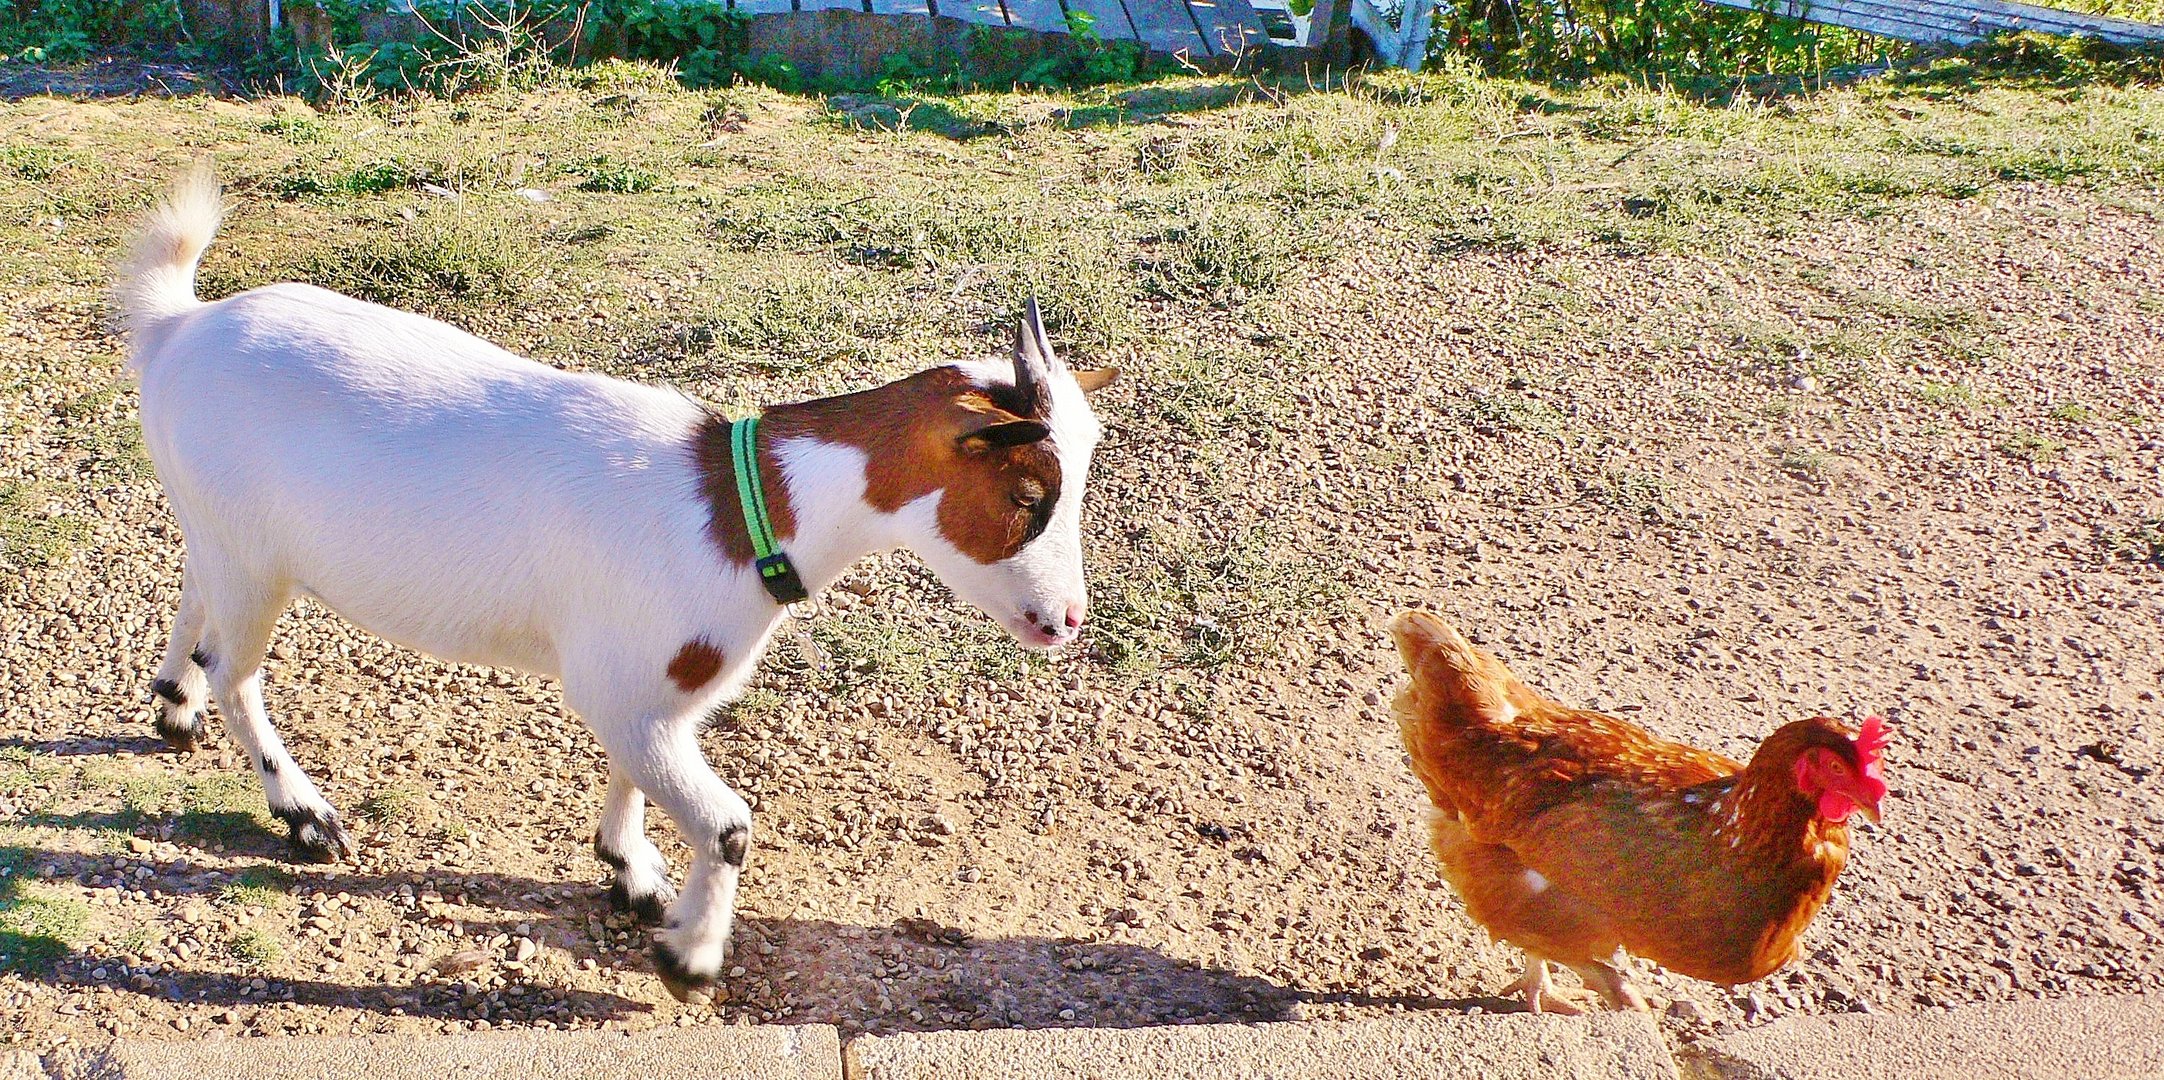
{"left": 1853, "top": 714, "right": 1892, "bottom": 761}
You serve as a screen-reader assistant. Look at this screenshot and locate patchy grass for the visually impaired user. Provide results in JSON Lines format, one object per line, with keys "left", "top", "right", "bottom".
{"left": 273, "top": 160, "right": 424, "bottom": 200}
{"left": 357, "top": 785, "right": 424, "bottom": 825}
{"left": 1090, "top": 525, "right": 1345, "bottom": 675}
{"left": 1459, "top": 393, "right": 1569, "bottom": 439}
{"left": 285, "top": 209, "right": 532, "bottom": 317}
{"left": 1590, "top": 470, "right": 1680, "bottom": 523}
{"left": 1916, "top": 380, "right": 1986, "bottom": 410}
{"left": 0, "top": 844, "right": 91, "bottom": 972}
{"left": 568, "top": 156, "right": 661, "bottom": 194}
{"left": 2001, "top": 431, "right": 2068, "bottom": 463}
{"left": 0, "top": 482, "right": 92, "bottom": 578}
{"left": 1779, "top": 446, "right": 1835, "bottom": 477}
{"left": 226, "top": 927, "right": 284, "bottom": 967}
{"left": 219, "top": 866, "right": 297, "bottom": 910}
{"left": 2102, "top": 518, "right": 2164, "bottom": 565}
{"left": 0, "top": 143, "right": 68, "bottom": 182}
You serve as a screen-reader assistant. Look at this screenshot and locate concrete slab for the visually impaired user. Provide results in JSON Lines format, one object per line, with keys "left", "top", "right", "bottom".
{"left": 1689, "top": 996, "right": 2164, "bottom": 1080}
{"left": 844, "top": 1013, "right": 1675, "bottom": 1080}
{"left": 43, "top": 1025, "right": 843, "bottom": 1080}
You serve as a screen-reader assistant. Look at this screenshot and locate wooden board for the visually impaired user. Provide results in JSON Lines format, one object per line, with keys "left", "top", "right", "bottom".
{"left": 943, "top": 0, "right": 1011, "bottom": 24}
{"left": 1063, "top": 0, "right": 1139, "bottom": 40}
{"left": 1002, "top": 0, "right": 1071, "bottom": 32}
{"left": 1700, "top": 0, "right": 2164, "bottom": 44}
{"left": 1120, "top": 0, "right": 1208, "bottom": 54}
{"left": 1186, "top": 0, "right": 1264, "bottom": 54}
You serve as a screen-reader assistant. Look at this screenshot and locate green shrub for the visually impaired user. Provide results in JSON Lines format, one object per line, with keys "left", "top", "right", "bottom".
{"left": 1, "top": 0, "right": 182, "bottom": 62}
{"left": 1431, "top": 0, "right": 1890, "bottom": 80}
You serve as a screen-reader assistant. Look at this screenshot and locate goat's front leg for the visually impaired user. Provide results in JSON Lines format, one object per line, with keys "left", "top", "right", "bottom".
{"left": 595, "top": 764, "right": 676, "bottom": 925}
{"left": 595, "top": 717, "right": 751, "bottom": 1003}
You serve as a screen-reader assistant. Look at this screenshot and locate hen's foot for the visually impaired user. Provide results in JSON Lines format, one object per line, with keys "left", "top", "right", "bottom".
{"left": 1568, "top": 960, "right": 1650, "bottom": 1012}
{"left": 1507, "top": 958, "right": 1594, "bottom": 1015}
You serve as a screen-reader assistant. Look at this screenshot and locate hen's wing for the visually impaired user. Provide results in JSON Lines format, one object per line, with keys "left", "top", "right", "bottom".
{"left": 1391, "top": 611, "right": 1739, "bottom": 835}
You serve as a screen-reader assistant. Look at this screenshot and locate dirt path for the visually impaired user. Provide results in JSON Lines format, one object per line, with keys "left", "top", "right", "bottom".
{"left": 2, "top": 70, "right": 2161, "bottom": 1052}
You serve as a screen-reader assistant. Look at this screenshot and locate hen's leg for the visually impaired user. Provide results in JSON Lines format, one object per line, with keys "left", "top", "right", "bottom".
{"left": 1567, "top": 959, "right": 1649, "bottom": 1012}
{"left": 1506, "top": 956, "right": 1586, "bottom": 1015}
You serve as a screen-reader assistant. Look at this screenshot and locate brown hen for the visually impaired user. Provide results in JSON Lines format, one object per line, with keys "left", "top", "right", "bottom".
{"left": 1389, "top": 610, "right": 1889, "bottom": 1013}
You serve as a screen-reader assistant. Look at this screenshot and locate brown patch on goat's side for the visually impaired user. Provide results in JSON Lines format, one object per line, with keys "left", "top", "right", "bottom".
{"left": 666, "top": 639, "right": 725, "bottom": 692}
{"left": 761, "top": 367, "right": 1062, "bottom": 564}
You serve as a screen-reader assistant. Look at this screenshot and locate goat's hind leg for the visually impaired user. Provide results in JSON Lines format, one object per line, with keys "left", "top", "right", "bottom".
{"left": 196, "top": 571, "right": 355, "bottom": 862}
{"left": 595, "top": 765, "right": 676, "bottom": 925}
{"left": 148, "top": 569, "right": 210, "bottom": 751}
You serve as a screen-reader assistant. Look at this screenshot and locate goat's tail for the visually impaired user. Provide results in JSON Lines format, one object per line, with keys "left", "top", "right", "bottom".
{"left": 116, "top": 162, "right": 222, "bottom": 376}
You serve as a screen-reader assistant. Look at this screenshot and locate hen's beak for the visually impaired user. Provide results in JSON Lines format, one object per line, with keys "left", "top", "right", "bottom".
{"left": 1854, "top": 799, "right": 1882, "bottom": 826}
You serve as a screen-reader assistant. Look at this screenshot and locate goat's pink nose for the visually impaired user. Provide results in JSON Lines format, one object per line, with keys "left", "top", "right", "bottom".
{"left": 1065, "top": 603, "right": 1086, "bottom": 630}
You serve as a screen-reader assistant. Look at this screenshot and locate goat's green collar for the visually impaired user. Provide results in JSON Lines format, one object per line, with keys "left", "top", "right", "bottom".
{"left": 731, "top": 416, "right": 809, "bottom": 605}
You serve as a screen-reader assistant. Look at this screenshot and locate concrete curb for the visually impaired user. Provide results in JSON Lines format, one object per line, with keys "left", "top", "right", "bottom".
{"left": 1681, "top": 995, "right": 2164, "bottom": 1080}
{"left": 845, "top": 1013, "right": 1674, "bottom": 1080}
{"left": 30, "top": 1025, "right": 842, "bottom": 1080}
{"left": 10, "top": 995, "right": 2163, "bottom": 1080}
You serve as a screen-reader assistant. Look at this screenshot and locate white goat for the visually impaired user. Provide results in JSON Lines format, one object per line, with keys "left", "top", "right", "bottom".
{"left": 115, "top": 168, "right": 1117, "bottom": 999}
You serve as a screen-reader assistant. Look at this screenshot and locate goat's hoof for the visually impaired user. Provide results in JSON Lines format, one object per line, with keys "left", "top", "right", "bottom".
{"left": 652, "top": 940, "right": 718, "bottom": 1005}
{"left": 609, "top": 879, "right": 675, "bottom": 927}
{"left": 276, "top": 805, "right": 356, "bottom": 863}
{"left": 154, "top": 711, "right": 205, "bottom": 752}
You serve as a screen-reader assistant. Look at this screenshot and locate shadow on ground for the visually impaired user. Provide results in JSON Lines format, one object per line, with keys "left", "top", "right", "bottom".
{"left": 4, "top": 832, "right": 1496, "bottom": 1034}
{"left": 2, "top": 735, "right": 173, "bottom": 758}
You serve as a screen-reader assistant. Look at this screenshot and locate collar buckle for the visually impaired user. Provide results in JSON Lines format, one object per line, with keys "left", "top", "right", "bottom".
{"left": 755, "top": 553, "right": 810, "bottom": 605}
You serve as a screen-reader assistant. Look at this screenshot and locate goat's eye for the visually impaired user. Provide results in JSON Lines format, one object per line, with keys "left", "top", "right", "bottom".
{"left": 1012, "top": 482, "right": 1046, "bottom": 509}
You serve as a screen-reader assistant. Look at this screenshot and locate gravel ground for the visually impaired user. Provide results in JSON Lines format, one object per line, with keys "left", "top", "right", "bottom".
{"left": 2, "top": 71, "right": 2163, "bottom": 1055}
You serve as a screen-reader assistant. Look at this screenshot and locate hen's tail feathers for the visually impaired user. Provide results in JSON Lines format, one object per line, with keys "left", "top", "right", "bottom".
{"left": 116, "top": 163, "right": 222, "bottom": 376}
{"left": 1388, "top": 610, "right": 1521, "bottom": 728}
{"left": 1389, "top": 610, "right": 1522, "bottom": 813}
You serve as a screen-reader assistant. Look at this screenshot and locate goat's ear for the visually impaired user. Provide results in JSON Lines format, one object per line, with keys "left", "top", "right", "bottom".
{"left": 1073, "top": 367, "right": 1119, "bottom": 394}
{"left": 960, "top": 412, "right": 1052, "bottom": 453}
{"left": 1012, "top": 297, "right": 1056, "bottom": 417}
